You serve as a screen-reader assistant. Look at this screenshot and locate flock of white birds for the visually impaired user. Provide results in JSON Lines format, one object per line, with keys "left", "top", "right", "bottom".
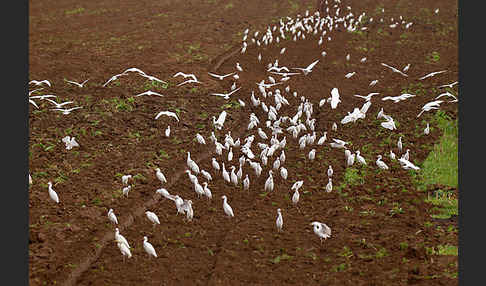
{"left": 29, "top": 0, "right": 457, "bottom": 262}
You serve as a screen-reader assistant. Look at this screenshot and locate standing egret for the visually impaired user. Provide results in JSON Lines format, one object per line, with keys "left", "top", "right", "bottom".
{"left": 212, "top": 158, "right": 220, "bottom": 171}
{"left": 222, "top": 163, "right": 231, "bottom": 183}
{"left": 145, "top": 211, "right": 161, "bottom": 227}
{"left": 327, "top": 165, "right": 333, "bottom": 177}
{"left": 389, "top": 150, "right": 396, "bottom": 160}
{"left": 194, "top": 181, "right": 205, "bottom": 198}
{"left": 165, "top": 125, "right": 171, "bottom": 137}
{"left": 424, "top": 123, "right": 430, "bottom": 135}
{"left": 243, "top": 174, "right": 250, "bottom": 191}
{"left": 310, "top": 222, "right": 332, "bottom": 244}
{"left": 222, "top": 195, "right": 234, "bottom": 218}
{"left": 187, "top": 152, "right": 200, "bottom": 174}
{"left": 402, "top": 149, "right": 410, "bottom": 161}
{"left": 280, "top": 150, "right": 286, "bottom": 163}
{"left": 47, "top": 182, "right": 59, "bottom": 203}
{"left": 397, "top": 136, "right": 403, "bottom": 152}
{"left": 108, "top": 209, "right": 118, "bottom": 225}
{"left": 122, "top": 175, "right": 132, "bottom": 185}
{"left": 292, "top": 189, "right": 300, "bottom": 211}
{"left": 143, "top": 236, "right": 157, "bottom": 258}
{"left": 196, "top": 133, "right": 206, "bottom": 144}
{"left": 122, "top": 185, "right": 131, "bottom": 197}
{"left": 264, "top": 170, "right": 274, "bottom": 192}
{"left": 202, "top": 182, "right": 212, "bottom": 200}
{"left": 326, "top": 178, "right": 332, "bottom": 193}
{"left": 201, "top": 169, "right": 213, "bottom": 181}
{"left": 228, "top": 147, "right": 233, "bottom": 161}
{"left": 117, "top": 241, "right": 132, "bottom": 261}
{"left": 236, "top": 163, "right": 243, "bottom": 180}
{"left": 276, "top": 209, "right": 283, "bottom": 232}
{"left": 356, "top": 151, "right": 367, "bottom": 165}
{"left": 376, "top": 155, "right": 389, "bottom": 170}
{"left": 308, "top": 149, "right": 316, "bottom": 160}
{"left": 230, "top": 166, "right": 238, "bottom": 186}
{"left": 155, "top": 168, "right": 167, "bottom": 184}
{"left": 115, "top": 228, "right": 131, "bottom": 249}
{"left": 280, "top": 167, "right": 288, "bottom": 180}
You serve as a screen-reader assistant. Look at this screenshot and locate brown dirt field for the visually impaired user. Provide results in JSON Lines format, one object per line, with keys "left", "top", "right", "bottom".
{"left": 29, "top": 0, "right": 458, "bottom": 285}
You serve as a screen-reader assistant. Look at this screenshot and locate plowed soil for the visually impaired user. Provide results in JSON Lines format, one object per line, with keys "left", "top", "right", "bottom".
{"left": 29, "top": 0, "right": 458, "bottom": 285}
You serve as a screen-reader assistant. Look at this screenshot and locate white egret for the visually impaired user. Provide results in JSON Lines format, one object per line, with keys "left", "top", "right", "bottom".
{"left": 108, "top": 208, "right": 118, "bottom": 225}
{"left": 230, "top": 166, "right": 238, "bottom": 186}
{"left": 308, "top": 149, "right": 316, "bottom": 160}
{"left": 187, "top": 152, "right": 200, "bottom": 174}
{"left": 222, "top": 195, "right": 234, "bottom": 218}
{"left": 202, "top": 182, "right": 212, "bottom": 200}
{"left": 264, "top": 170, "right": 274, "bottom": 192}
{"left": 310, "top": 222, "right": 332, "bottom": 244}
{"left": 424, "top": 123, "right": 430, "bottom": 135}
{"left": 326, "top": 178, "right": 332, "bottom": 193}
{"left": 145, "top": 211, "right": 161, "bottom": 226}
{"left": 389, "top": 150, "right": 396, "bottom": 160}
{"left": 356, "top": 151, "right": 367, "bottom": 165}
{"left": 122, "top": 185, "right": 131, "bottom": 197}
{"left": 165, "top": 125, "right": 171, "bottom": 137}
{"left": 117, "top": 241, "right": 132, "bottom": 261}
{"left": 397, "top": 136, "right": 403, "bottom": 152}
{"left": 155, "top": 168, "right": 167, "bottom": 184}
{"left": 222, "top": 163, "right": 231, "bottom": 183}
{"left": 201, "top": 169, "right": 213, "bottom": 181}
{"left": 228, "top": 147, "right": 233, "bottom": 162}
{"left": 327, "top": 165, "right": 333, "bottom": 177}
{"left": 292, "top": 189, "right": 300, "bottom": 207}
{"left": 243, "top": 174, "right": 250, "bottom": 191}
{"left": 376, "top": 155, "right": 389, "bottom": 170}
{"left": 280, "top": 167, "right": 288, "bottom": 180}
{"left": 196, "top": 133, "right": 206, "bottom": 145}
{"left": 143, "top": 236, "right": 157, "bottom": 258}
{"left": 194, "top": 181, "right": 205, "bottom": 198}
{"left": 402, "top": 149, "right": 410, "bottom": 161}
{"left": 47, "top": 182, "right": 59, "bottom": 203}
{"left": 115, "top": 228, "right": 130, "bottom": 249}
{"left": 212, "top": 158, "right": 220, "bottom": 171}
{"left": 276, "top": 209, "right": 283, "bottom": 232}
{"left": 291, "top": 180, "right": 304, "bottom": 192}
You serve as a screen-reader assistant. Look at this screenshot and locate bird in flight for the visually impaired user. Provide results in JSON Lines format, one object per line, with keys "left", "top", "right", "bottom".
{"left": 381, "top": 63, "right": 409, "bottom": 77}
{"left": 134, "top": 90, "right": 164, "bottom": 97}
{"left": 173, "top": 72, "right": 198, "bottom": 81}
{"left": 418, "top": 70, "right": 447, "bottom": 80}
{"left": 437, "top": 81, "right": 458, "bottom": 89}
{"left": 292, "top": 59, "right": 319, "bottom": 75}
{"left": 141, "top": 74, "right": 167, "bottom": 84}
{"left": 29, "top": 80, "right": 51, "bottom": 87}
{"left": 211, "top": 87, "right": 241, "bottom": 100}
{"left": 65, "top": 79, "right": 89, "bottom": 88}
{"left": 177, "top": 78, "right": 203, "bottom": 87}
{"left": 51, "top": 106, "right": 83, "bottom": 115}
{"left": 44, "top": 98, "right": 74, "bottom": 108}
{"left": 353, "top": 92, "right": 379, "bottom": 101}
{"left": 155, "top": 110, "right": 179, "bottom": 121}
{"left": 207, "top": 72, "right": 236, "bottom": 80}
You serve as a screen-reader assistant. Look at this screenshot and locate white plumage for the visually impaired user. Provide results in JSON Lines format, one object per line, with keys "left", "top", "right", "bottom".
{"left": 47, "top": 182, "right": 59, "bottom": 203}
{"left": 143, "top": 236, "right": 157, "bottom": 258}
{"left": 145, "top": 211, "right": 161, "bottom": 226}
{"left": 108, "top": 208, "right": 118, "bottom": 225}
{"left": 276, "top": 209, "right": 283, "bottom": 232}
{"left": 222, "top": 195, "right": 234, "bottom": 217}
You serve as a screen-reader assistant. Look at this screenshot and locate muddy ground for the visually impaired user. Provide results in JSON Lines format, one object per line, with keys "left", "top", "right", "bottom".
{"left": 29, "top": 0, "right": 458, "bottom": 285}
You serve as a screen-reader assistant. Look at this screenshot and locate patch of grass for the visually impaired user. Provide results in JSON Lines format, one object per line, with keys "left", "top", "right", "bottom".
{"left": 426, "top": 51, "right": 441, "bottom": 64}
{"left": 65, "top": 7, "right": 85, "bottom": 15}
{"left": 271, "top": 253, "right": 293, "bottom": 264}
{"left": 375, "top": 247, "right": 388, "bottom": 258}
{"left": 419, "top": 110, "right": 458, "bottom": 190}
{"left": 337, "top": 167, "right": 364, "bottom": 191}
{"left": 425, "top": 192, "right": 458, "bottom": 219}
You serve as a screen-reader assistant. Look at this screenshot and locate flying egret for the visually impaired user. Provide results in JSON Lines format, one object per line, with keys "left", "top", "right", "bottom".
{"left": 310, "top": 222, "right": 332, "bottom": 244}
{"left": 208, "top": 71, "right": 236, "bottom": 80}
{"left": 276, "top": 209, "right": 283, "bottom": 232}
{"left": 145, "top": 211, "right": 161, "bottom": 227}
{"left": 47, "top": 182, "right": 59, "bottom": 203}
{"left": 108, "top": 209, "right": 118, "bottom": 225}
{"left": 51, "top": 106, "right": 83, "bottom": 115}
{"left": 222, "top": 195, "right": 234, "bottom": 218}
{"left": 143, "top": 236, "right": 157, "bottom": 258}
{"left": 292, "top": 59, "right": 320, "bottom": 75}
{"left": 155, "top": 110, "right": 179, "bottom": 121}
